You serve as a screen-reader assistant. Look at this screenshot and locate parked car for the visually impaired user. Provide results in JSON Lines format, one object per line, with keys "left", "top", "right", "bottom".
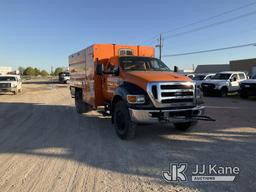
{"left": 201, "top": 71, "right": 247, "bottom": 97}
{"left": 0, "top": 75, "right": 22, "bottom": 95}
{"left": 239, "top": 74, "right": 256, "bottom": 99}
{"left": 193, "top": 73, "right": 215, "bottom": 88}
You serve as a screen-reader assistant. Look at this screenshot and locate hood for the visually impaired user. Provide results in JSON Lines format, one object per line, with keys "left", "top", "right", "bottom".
{"left": 122, "top": 71, "right": 191, "bottom": 91}
{"left": 241, "top": 79, "right": 256, "bottom": 84}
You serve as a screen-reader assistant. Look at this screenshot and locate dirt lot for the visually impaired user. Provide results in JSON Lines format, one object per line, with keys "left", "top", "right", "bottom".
{"left": 0, "top": 82, "right": 255, "bottom": 192}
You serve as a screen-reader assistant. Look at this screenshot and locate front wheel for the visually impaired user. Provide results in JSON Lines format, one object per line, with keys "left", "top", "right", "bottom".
{"left": 220, "top": 87, "right": 228, "bottom": 97}
{"left": 174, "top": 122, "right": 194, "bottom": 131}
{"left": 114, "top": 101, "right": 137, "bottom": 140}
{"left": 203, "top": 91, "right": 209, "bottom": 97}
{"left": 240, "top": 90, "right": 248, "bottom": 99}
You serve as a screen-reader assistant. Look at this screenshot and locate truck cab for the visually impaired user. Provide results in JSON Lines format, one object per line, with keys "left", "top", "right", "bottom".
{"left": 69, "top": 44, "right": 209, "bottom": 139}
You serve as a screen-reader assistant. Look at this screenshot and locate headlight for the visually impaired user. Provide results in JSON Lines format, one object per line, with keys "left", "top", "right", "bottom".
{"left": 11, "top": 83, "right": 17, "bottom": 88}
{"left": 127, "top": 95, "right": 145, "bottom": 104}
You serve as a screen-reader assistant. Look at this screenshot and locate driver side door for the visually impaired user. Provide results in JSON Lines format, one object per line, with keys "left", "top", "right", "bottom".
{"left": 230, "top": 74, "right": 239, "bottom": 92}
{"left": 102, "top": 58, "right": 121, "bottom": 101}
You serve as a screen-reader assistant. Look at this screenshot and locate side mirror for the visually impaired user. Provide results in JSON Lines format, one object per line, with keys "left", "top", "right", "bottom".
{"left": 96, "top": 63, "right": 103, "bottom": 75}
{"left": 174, "top": 66, "right": 178, "bottom": 72}
{"left": 112, "top": 67, "right": 119, "bottom": 76}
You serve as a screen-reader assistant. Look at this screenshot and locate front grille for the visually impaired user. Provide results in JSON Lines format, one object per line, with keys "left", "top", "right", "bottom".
{"left": 161, "top": 92, "right": 193, "bottom": 97}
{"left": 201, "top": 83, "right": 215, "bottom": 89}
{"left": 241, "top": 83, "right": 256, "bottom": 89}
{"left": 0, "top": 83, "right": 11, "bottom": 88}
{"left": 148, "top": 82, "right": 195, "bottom": 107}
{"left": 161, "top": 84, "right": 193, "bottom": 89}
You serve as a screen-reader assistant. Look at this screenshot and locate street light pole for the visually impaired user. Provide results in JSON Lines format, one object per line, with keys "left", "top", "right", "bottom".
{"left": 156, "top": 34, "right": 163, "bottom": 60}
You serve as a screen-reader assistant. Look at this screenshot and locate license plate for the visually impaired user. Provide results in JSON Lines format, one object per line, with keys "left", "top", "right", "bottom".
{"left": 245, "top": 85, "right": 250, "bottom": 88}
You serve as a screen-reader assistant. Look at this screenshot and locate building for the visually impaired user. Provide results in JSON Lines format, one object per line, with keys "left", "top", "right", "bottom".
{"left": 230, "top": 58, "right": 256, "bottom": 76}
{"left": 0, "top": 66, "right": 12, "bottom": 75}
{"left": 194, "top": 64, "right": 229, "bottom": 74}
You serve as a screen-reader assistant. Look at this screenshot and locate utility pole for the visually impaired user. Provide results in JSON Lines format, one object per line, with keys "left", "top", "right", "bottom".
{"left": 156, "top": 34, "right": 163, "bottom": 60}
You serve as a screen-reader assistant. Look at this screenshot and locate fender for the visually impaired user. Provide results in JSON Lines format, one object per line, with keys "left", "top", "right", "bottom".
{"left": 112, "top": 82, "right": 148, "bottom": 105}
{"left": 111, "top": 82, "right": 152, "bottom": 123}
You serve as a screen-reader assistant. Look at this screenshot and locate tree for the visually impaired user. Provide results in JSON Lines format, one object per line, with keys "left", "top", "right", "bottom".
{"left": 40, "top": 70, "right": 49, "bottom": 77}
{"left": 18, "top": 66, "right": 25, "bottom": 75}
{"left": 54, "top": 67, "right": 64, "bottom": 76}
{"left": 34, "top": 68, "right": 40, "bottom": 76}
{"left": 24, "top": 67, "right": 35, "bottom": 76}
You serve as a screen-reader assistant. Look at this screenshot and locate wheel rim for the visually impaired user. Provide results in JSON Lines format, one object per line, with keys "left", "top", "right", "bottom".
{"left": 116, "top": 110, "right": 125, "bottom": 132}
{"left": 221, "top": 90, "right": 227, "bottom": 97}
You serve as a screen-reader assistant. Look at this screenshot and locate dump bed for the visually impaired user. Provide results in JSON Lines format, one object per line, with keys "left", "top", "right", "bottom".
{"left": 69, "top": 44, "right": 155, "bottom": 108}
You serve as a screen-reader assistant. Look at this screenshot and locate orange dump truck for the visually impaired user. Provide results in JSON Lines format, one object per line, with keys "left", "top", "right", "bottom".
{"left": 69, "top": 44, "right": 212, "bottom": 139}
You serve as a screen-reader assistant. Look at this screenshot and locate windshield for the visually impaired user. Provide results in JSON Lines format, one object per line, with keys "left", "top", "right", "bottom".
{"left": 0, "top": 76, "right": 16, "bottom": 81}
{"left": 193, "top": 75, "right": 206, "bottom": 80}
{"left": 211, "top": 73, "right": 231, "bottom": 80}
{"left": 59, "top": 72, "right": 70, "bottom": 77}
{"left": 119, "top": 57, "right": 170, "bottom": 72}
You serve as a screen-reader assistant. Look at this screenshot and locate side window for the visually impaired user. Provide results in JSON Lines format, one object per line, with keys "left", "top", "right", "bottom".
{"left": 205, "top": 75, "right": 212, "bottom": 79}
{"left": 239, "top": 73, "right": 246, "bottom": 80}
{"left": 105, "top": 58, "right": 118, "bottom": 73}
{"left": 231, "top": 74, "right": 238, "bottom": 81}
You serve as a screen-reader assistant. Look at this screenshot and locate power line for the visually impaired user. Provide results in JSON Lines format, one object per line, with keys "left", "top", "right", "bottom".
{"left": 164, "top": 10, "right": 256, "bottom": 39}
{"left": 162, "top": 42, "right": 256, "bottom": 57}
{"left": 141, "top": 1, "right": 256, "bottom": 44}
{"left": 161, "top": 1, "right": 256, "bottom": 35}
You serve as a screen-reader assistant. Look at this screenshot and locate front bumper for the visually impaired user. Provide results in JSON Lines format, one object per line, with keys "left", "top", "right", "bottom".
{"left": 129, "top": 106, "right": 205, "bottom": 124}
{"left": 0, "top": 87, "right": 16, "bottom": 92}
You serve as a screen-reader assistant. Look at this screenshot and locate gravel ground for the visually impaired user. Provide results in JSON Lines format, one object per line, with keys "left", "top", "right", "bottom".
{"left": 0, "top": 82, "right": 255, "bottom": 192}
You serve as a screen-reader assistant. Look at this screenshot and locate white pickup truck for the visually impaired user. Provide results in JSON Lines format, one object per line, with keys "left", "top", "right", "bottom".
{"left": 201, "top": 71, "right": 247, "bottom": 97}
{"left": 0, "top": 75, "right": 22, "bottom": 95}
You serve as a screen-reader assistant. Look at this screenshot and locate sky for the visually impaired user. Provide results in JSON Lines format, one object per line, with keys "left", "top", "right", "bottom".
{"left": 0, "top": 0, "right": 256, "bottom": 71}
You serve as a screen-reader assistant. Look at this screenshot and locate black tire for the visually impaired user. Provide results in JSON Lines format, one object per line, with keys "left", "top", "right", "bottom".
{"left": 75, "top": 90, "right": 90, "bottom": 114}
{"left": 240, "top": 90, "right": 248, "bottom": 99}
{"left": 203, "top": 91, "right": 209, "bottom": 97}
{"left": 220, "top": 87, "right": 228, "bottom": 97}
{"left": 13, "top": 89, "right": 18, "bottom": 95}
{"left": 114, "top": 100, "right": 137, "bottom": 140}
{"left": 174, "top": 122, "right": 193, "bottom": 131}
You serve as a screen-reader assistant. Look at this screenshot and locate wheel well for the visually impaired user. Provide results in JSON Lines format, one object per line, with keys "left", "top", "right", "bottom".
{"left": 221, "top": 86, "right": 228, "bottom": 91}
{"left": 111, "top": 95, "right": 123, "bottom": 124}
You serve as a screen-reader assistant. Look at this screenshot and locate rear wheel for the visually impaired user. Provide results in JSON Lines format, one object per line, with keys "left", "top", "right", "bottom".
{"left": 75, "top": 90, "right": 90, "bottom": 114}
{"left": 114, "top": 100, "right": 137, "bottom": 140}
{"left": 174, "top": 122, "right": 194, "bottom": 131}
